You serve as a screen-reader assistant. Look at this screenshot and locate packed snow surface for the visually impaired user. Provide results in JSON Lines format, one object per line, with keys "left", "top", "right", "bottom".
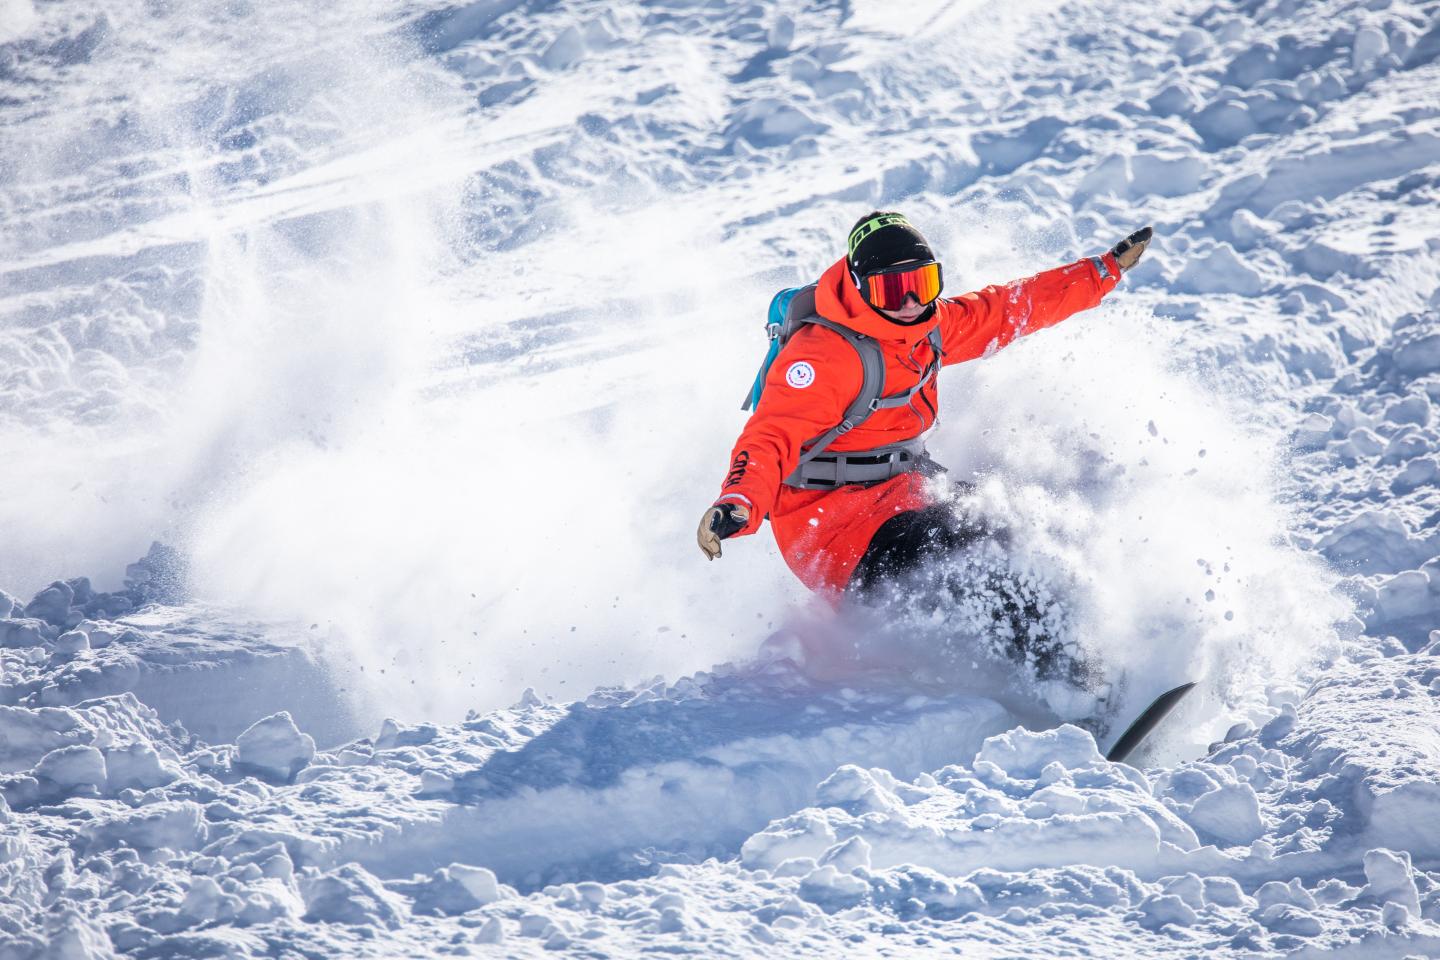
{"left": 3, "top": 0, "right": 1440, "bottom": 955}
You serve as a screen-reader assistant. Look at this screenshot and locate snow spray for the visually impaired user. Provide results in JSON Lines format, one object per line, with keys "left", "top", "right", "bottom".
{"left": 743, "top": 211, "right": 1355, "bottom": 755}
{"left": 926, "top": 298, "right": 1352, "bottom": 749}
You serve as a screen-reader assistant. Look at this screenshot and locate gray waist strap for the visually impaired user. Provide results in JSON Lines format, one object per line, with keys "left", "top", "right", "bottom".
{"left": 784, "top": 437, "right": 938, "bottom": 489}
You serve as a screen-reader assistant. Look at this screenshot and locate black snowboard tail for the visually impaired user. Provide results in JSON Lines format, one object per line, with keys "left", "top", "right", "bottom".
{"left": 1105, "top": 682, "right": 1197, "bottom": 763}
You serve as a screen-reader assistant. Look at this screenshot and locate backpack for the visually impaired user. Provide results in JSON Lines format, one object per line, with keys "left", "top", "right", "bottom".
{"left": 741, "top": 284, "right": 944, "bottom": 485}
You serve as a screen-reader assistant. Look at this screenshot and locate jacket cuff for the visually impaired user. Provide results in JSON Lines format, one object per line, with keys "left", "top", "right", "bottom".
{"left": 714, "top": 493, "right": 762, "bottom": 536}
{"left": 1088, "top": 252, "right": 1123, "bottom": 286}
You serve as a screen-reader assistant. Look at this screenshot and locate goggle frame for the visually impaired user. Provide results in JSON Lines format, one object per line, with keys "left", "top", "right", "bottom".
{"left": 853, "top": 260, "right": 945, "bottom": 312}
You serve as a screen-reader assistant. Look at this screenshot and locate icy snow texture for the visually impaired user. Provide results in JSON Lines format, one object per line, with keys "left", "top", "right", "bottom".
{"left": 4, "top": 648, "right": 1440, "bottom": 956}
{"left": 2, "top": 0, "right": 1440, "bottom": 955}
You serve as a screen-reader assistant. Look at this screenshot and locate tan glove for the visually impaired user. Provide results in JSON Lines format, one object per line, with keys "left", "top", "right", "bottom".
{"left": 1111, "top": 226, "right": 1153, "bottom": 273}
{"left": 697, "top": 501, "right": 750, "bottom": 560}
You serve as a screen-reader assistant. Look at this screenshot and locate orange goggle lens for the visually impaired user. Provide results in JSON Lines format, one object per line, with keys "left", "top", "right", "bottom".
{"left": 860, "top": 261, "right": 943, "bottom": 311}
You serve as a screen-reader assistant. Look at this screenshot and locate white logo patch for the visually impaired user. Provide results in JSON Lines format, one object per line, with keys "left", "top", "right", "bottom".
{"left": 785, "top": 361, "right": 816, "bottom": 389}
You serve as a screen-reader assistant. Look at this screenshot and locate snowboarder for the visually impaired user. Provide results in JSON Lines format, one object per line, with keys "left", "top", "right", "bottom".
{"left": 697, "top": 211, "right": 1152, "bottom": 607}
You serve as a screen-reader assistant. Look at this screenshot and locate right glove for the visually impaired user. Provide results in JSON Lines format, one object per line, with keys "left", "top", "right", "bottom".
{"left": 1110, "top": 226, "right": 1153, "bottom": 273}
{"left": 697, "top": 501, "right": 750, "bottom": 561}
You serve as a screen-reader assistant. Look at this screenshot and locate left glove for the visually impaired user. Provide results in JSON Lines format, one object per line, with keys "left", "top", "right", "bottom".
{"left": 697, "top": 501, "right": 750, "bottom": 561}
{"left": 1110, "top": 225, "right": 1153, "bottom": 273}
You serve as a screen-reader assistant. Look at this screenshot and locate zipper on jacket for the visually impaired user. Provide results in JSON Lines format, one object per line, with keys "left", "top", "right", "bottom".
{"left": 917, "top": 385, "right": 937, "bottom": 425}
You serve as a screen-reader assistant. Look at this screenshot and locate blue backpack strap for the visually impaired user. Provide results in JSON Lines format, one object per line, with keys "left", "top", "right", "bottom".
{"left": 742, "top": 286, "right": 804, "bottom": 411}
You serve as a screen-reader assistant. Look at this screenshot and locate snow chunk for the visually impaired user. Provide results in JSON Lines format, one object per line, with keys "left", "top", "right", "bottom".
{"left": 1258, "top": 903, "right": 1322, "bottom": 936}
{"left": 0, "top": 618, "right": 47, "bottom": 649}
{"left": 78, "top": 621, "right": 118, "bottom": 649}
{"left": 1280, "top": 654, "right": 1440, "bottom": 860}
{"left": 1175, "top": 243, "right": 1265, "bottom": 296}
{"left": 177, "top": 876, "right": 230, "bottom": 927}
{"left": 767, "top": 15, "right": 794, "bottom": 51}
{"left": 1256, "top": 878, "right": 1316, "bottom": 911}
{"left": 475, "top": 917, "right": 504, "bottom": 944}
{"left": 1383, "top": 395, "right": 1431, "bottom": 427}
{"left": 1193, "top": 98, "right": 1260, "bottom": 146}
{"left": 105, "top": 742, "right": 177, "bottom": 792}
{"left": 0, "top": 694, "right": 177, "bottom": 775}
{"left": 1373, "top": 569, "right": 1433, "bottom": 624}
{"left": 1185, "top": 782, "right": 1265, "bottom": 845}
{"left": 375, "top": 717, "right": 437, "bottom": 749}
{"left": 799, "top": 864, "right": 869, "bottom": 909}
{"left": 1360, "top": 848, "right": 1420, "bottom": 919}
{"left": 52, "top": 630, "right": 89, "bottom": 658}
{"left": 1229, "top": 209, "right": 1279, "bottom": 249}
{"left": 300, "top": 863, "right": 409, "bottom": 929}
{"left": 1380, "top": 430, "right": 1431, "bottom": 464}
{"left": 815, "top": 765, "right": 906, "bottom": 815}
{"left": 33, "top": 745, "right": 106, "bottom": 794}
{"left": 540, "top": 25, "right": 585, "bottom": 71}
{"left": 235, "top": 711, "right": 315, "bottom": 782}
{"left": 1134, "top": 892, "right": 1198, "bottom": 930}
{"left": 1353, "top": 26, "right": 1390, "bottom": 69}
{"left": 1202, "top": 876, "right": 1247, "bottom": 908}
{"left": 1391, "top": 457, "right": 1438, "bottom": 495}
{"left": 726, "top": 99, "right": 827, "bottom": 149}
{"left": 24, "top": 581, "right": 74, "bottom": 627}
{"left": 35, "top": 909, "right": 117, "bottom": 960}
{"left": 402, "top": 863, "right": 506, "bottom": 915}
{"left": 1148, "top": 81, "right": 1203, "bottom": 117}
{"left": 1316, "top": 510, "right": 1439, "bottom": 575}
{"left": 741, "top": 811, "right": 837, "bottom": 871}
{"left": 974, "top": 724, "right": 1102, "bottom": 779}
{"left": 818, "top": 836, "right": 871, "bottom": 873}
{"left": 85, "top": 800, "right": 207, "bottom": 851}
{"left": 1394, "top": 332, "right": 1440, "bottom": 377}
{"left": 747, "top": 725, "right": 1204, "bottom": 881}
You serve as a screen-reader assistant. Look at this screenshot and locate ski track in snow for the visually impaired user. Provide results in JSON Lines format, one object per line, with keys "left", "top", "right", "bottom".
{"left": 3, "top": 0, "right": 1440, "bottom": 955}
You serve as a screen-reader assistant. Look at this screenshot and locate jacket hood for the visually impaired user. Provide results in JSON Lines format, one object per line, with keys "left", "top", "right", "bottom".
{"left": 813, "top": 257, "right": 940, "bottom": 348}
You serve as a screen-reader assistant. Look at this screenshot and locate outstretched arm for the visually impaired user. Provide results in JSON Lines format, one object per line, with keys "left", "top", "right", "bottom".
{"left": 940, "top": 227, "right": 1152, "bottom": 365}
{"left": 698, "top": 327, "right": 861, "bottom": 558}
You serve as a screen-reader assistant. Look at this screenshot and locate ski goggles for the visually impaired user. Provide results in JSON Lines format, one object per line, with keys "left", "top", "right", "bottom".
{"left": 855, "top": 260, "right": 944, "bottom": 311}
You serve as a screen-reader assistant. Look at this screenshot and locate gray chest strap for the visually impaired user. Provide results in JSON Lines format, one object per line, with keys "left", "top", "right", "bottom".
{"left": 783, "top": 314, "right": 945, "bottom": 490}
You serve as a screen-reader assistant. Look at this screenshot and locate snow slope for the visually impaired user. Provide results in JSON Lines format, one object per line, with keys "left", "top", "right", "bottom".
{"left": 3, "top": 0, "right": 1440, "bottom": 954}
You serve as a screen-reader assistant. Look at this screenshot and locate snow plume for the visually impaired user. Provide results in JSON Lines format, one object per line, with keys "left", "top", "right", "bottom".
{"left": 187, "top": 194, "right": 807, "bottom": 725}
{"left": 0, "top": 2, "right": 455, "bottom": 572}
{"left": 924, "top": 302, "right": 1353, "bottom": 748}
{"left": 1, "top": 0, "right": 804, "bottom": 724}
{"left": 0, "top": 5, "right": 467, "bottom": 703}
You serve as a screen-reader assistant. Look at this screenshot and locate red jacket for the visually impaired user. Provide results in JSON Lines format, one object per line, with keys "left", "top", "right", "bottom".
{"left": 717, "top": 253, "right": 1122, "bottom": 596}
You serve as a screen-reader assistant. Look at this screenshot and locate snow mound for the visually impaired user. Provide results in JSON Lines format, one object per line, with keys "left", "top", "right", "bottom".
{"left": 2, "top": 597, "right": 368, "bottom": 748}
{"left": 282, "top": 667, "right": 1014, "bottom": 889}
{"left": 744, "top": 724, "right": 1209, "bottom": 879}
{"left": 234, "top": 711, "right": 315, "bottom": 783}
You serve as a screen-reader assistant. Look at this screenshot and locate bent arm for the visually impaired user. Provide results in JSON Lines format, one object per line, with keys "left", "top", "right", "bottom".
{"left": 939, "top": 252, "right": 1122, "bottom": 364}
{"left": 715, "top": 328, "right": 860, "bottom": 535}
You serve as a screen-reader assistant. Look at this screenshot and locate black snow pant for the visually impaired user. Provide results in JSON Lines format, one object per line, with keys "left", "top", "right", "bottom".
{"left": 845, "top": 502, "right": 991, "bottom": 600}
{"left": 844, "top": 497, "right": 1071, "bottom": 679}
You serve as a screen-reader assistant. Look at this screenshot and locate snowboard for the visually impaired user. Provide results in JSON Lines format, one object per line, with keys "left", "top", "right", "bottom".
{"left": 1104, "top": 681, "right": 1196, "bottom": 763}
